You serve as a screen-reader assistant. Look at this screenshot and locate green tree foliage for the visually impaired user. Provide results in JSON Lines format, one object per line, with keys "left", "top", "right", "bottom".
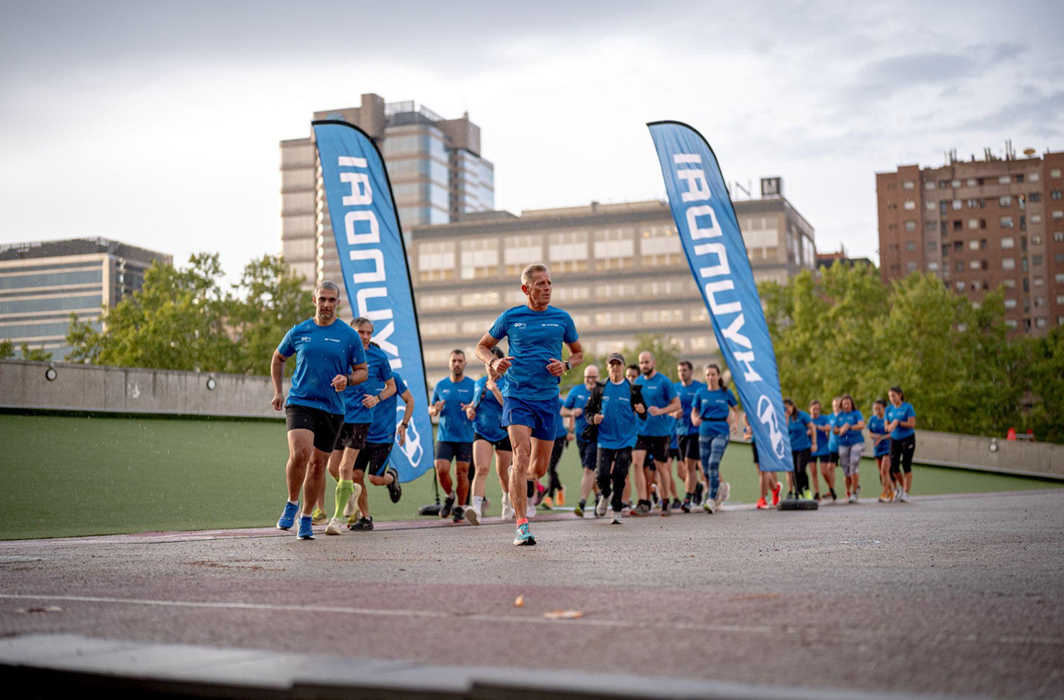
{"left": 565, "top": 332, "right": 682, "bottom": 393}
{"left": 66, "top": 253, "right": 311, "bottom": 376}
{"left": 0, "top": 340, "right": 14, "bottom": 359}
{"left": 1024, "top": 327, "right": 1064, "bottom": 444}
{"left": 18, "top": 343, "right": 52, "bottom": 362}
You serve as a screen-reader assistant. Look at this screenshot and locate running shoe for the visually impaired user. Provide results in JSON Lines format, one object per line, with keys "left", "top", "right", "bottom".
{"left": 900, "top": 490, "right": 911, "bottom": 503}
{"left": 672, "top": 499, "right": 683, "bottom": 510}
{"left": 573, "top": 501, "right": 585, "bottom": 518}
{"left": 829, "top": 489, "right": 838, "bottom": 503}
{"left": 311, "top": 507, "right": 328, "bottom": 525}
{"left": 681, "top": 500, "right": 691, "bottom": 514}
{"left": 513, "top": 523, "right": 536, "bottom": 546}
{"left": 702, "top": 499, "right": 716, "bottom": 514}
{"left": 501, "top": 493, "right": 515, "bottom": 520}
{"left": 277, "top": 501, "right": 299, "bottom": 530}
{"left": 465, "top": 505, "right": 480, "bottom": 526}
{"left": 453, "top": 506, "right": 465, "bottom": 523}
{"left": 440, "top": 494, "right": 455, "bottom": 519}
{"left": 610, "top": 508, "right": 622, "bottom": 525}
{"left": 812, "top": 492, "right": 821, "bottom": 503}
{"left": 847, "top": 492, "right": 857, "bottom": 504}
{"left": 526, "top": 503, "right": 536, "bottom": 519}
{"left": 660, "top": 503, "right": 671, "bottom": 517}
{"left": 756, "top": 497, "right": 769, "bottom": 510}
{"left": 325, "top": 517, "right": 343, "bottom": 536}
{"left": 802, "top": 489, "right": 813, "bottom": 500}
{"left": 772, "top": 483, "right": 782, "bottom": 507}
{"left": 533, "top": 482, "right": 547, "bottom": 506}
{"left": 556, "top": 487, "right": 566, "bottom": 506}
{"left": 349, "top": 516, "right": 374, "bottom": 531}
{"left": 541, "top": 496, "right": 554, "bottom": 510}
{"left": 694, "top": 483, "right": 704, "bottom": 506}
{"left": 296, "top": 514, "right": 314, "bottom": 540}
{"left": 716, "top": 481, "right": 731, "bottom": 507}
{"left": 385, "top": 467, "right": 402, "bottom": 503}
{"left": 342, "top": 491, "right": 358, "bottom": 519}
{"left": 594, "top": 495, "right": 609, "bottom": 518}
{"left": 878, "top": 491, "right": 891, "bottom": 503}
{"left": 785, "top": 491, "right": 794, "bottom": 501}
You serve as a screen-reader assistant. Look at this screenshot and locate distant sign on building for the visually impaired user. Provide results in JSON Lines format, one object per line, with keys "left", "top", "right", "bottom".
{"left": 761, "top": 177, "right": 782, "bottom": 198}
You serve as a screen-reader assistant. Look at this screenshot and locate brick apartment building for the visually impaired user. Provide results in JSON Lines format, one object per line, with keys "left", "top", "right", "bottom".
{"left": 877, "top": 148, "right": 1064, "bottom": 336}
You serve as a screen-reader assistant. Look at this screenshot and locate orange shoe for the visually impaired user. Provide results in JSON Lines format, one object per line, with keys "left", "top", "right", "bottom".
{"left": 771, "top": 482, "right": 782, "bottom": 506}
{"left": 556, "top": 487, "right": 566, "bottom": 506}
{"left": 756, "top": 497, "right": 769, "bottom": 510}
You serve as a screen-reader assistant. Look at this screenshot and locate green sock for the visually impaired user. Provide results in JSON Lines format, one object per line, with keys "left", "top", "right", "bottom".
{"left": 334, "top": 479, "right": 354, "bottom": 519}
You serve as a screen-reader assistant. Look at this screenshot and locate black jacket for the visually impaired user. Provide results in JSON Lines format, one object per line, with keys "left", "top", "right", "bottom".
{"left": 581, "top": 379, "right": 646, "bottom": 443}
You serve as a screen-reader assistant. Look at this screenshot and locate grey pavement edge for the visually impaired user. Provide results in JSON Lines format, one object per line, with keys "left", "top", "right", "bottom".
{"left": 0, "top": 633, "right": 989, "bottom": 700}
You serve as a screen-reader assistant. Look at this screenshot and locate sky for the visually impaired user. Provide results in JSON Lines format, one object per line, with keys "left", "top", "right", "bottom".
{"left": 1, "top": 0, "right": 1062, "bottom": 279}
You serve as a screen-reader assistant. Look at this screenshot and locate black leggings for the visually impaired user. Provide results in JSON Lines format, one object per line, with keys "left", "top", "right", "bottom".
{"left": 889, "top": 435, "right": 916, "bottom": 475}
{"left": 791, "top": 448, "right": 811, "bottom": 493}
{"left": 547, "top": 436, "right": 566, "bottom": 497}
{"left": 597, "top": 446, "right": 632, "bottom": 511}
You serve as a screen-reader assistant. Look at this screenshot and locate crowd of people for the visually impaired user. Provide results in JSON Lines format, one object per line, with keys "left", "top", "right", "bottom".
{"left": 269, "top": 265, "right": 917, "bottom": 547}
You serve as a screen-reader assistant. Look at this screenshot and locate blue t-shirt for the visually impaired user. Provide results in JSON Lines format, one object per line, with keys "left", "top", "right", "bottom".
{"left": 867, "top": 414, "right": 890, "bottom": 457}
{"left": 669, "top": 418, "right": 679, "bottom": 450}
{"left": 810, "top": 415, "right": 831, "bottom": 457}
{"left": 836, "top": 409, "right": 865, "bottom": 446}
{"left": 471, "top": 374, "right": 508, "bottom": 443}
{"left": 488, "top": 305, "right": 579, "bottom": 401}
{"left": 342, "top": 344, "right": 394, "bottom": 424}
{"left": 885, "top": 402, "right": 916, "bottom": 440}
{"left": 277, "top": 318, "right": 366, "bottom": 416}
{"left": 674, "top": 380, "right": 706, "bottom": 437}
{"left": 563, "top": 384, "right": 593, "bottom": 440}
{"left": 788, "top": 410, "right": 814, "bottom": 452}
{"left": 694, "top": 387, "right": 737, "bottom": 437}
{"left": 827, "top": 413, "right": 840, "bottom": 453}
{"left": 432, "top": 376, "right": 476, "bottom": 443}
{"left": 598, "top": 380, "right": 638, "bottom": 450}
{"left": 367, "top": 372, "right": 408, "bottom": 444}
{"left": 635, "top": 372, "right": 678, "bottom": 437}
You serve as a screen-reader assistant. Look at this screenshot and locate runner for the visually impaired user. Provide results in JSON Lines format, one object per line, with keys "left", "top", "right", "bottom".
{"left": 632, "top": 351, "right": 681, "bottom": 516}
{"left": 428, "top": 350, "right": 476, "bottom": 523}
{"left": 835, "top": 394, "right": 866, "bottom": 504}
{"left": 561, "top": 365, "right": 600, "bottom": 517}
{"left": 623, "top": 364, "right": 641, "bottom": 512}
{"left": 464, "top": 347, "right": 512, "bottom": 525}
{"left": 783, "top": 398, "right": 816, "bottom": 500}
{"left": 826, "top": 397, "right": 842, "bottom": 500}
{"left": 809, "top": 400, "right": 835, "bottom": 502}
{"left": 868, "top": 399, "right": 893, "bottom": 503}
{"left": 691, "top": 364, "right": 737, "bottom": 514}
{"left": 321, "top": 318, "right": 397, "bottom": 535}
{"left": 585, "top": 353, "right": 646, "bottom": 524}
{"left": 886, "top": 386, "right": 917, "bottom": 503}
{"left": 673, "top": 360, "right": 705, "bottom": 512}
{"left": 742, "top": 413, "right": 781, "bottom": 509}
{"left": 475, "top": 263, "right": 583, "bottom": 546}
{"left": 271, "top": 281, "right": 367, "bottom": 540}
{"left": 542, "top": 393, "right": 569, "bottom": 509}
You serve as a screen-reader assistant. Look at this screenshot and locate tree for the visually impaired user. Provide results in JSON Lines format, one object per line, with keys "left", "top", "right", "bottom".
{"left": 0, "top": 340, "right": 13, "bottom": 360}
{"left": 228, "top": 254, "right": 313, "bottom": 376}
{"left": 565, "top": 332, "right": 682, "bottom": 393}
{"left": 19, "top": 343, "right": 52, "bottom": 362}
{"left": 1022, "top": 327, "right": 1064, "bottom": 444}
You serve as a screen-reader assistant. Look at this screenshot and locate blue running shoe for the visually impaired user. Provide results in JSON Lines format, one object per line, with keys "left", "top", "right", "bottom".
{"left": 513, "top": 522, "right": 536, "bottom": 547}
{"left": 297, "top": 514, "right": 315, "bottom": 540}
{"left": 277, "top": 501, "right": 299, "bottom": 530}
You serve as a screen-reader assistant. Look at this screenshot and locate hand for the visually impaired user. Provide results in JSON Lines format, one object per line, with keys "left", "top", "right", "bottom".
{"left": 572, "top": 407, "right": 583, "bottom": 417}
{"left": 592, "top": 414, "right": 603, "bottom": 425}
{"left": 464, "top": 404, "right": 476, "bottom": 421}
{"left": 397, "top": 423, "right": 407, "bottom": 446}
{"left": 485, "top": 377, "right": 497, "bottom": 391}
{"left": 647, "top": 406, "right": 661, "bottom": 417}
{"left": 634, "top": 403, "right": 646, "bottom": 415}
{"left": 432, "top": 399, "right": 445, "bottom": 415}
{"left": 271, "top": 392, "right": 284, "bottom": 411}
{"left": 546, "top": 357, "right": 565, "bottom": 377}
{"left": 361, "top": 394, "right": 379, "bottom": 408}
{"left": 743, "top": 428, "right": 752, "bottom": 439}
{"left": 565, "top": 432, "right": 574, "bottom": 443}
{"left": 331, "top": 374, "right": 348, "bottom": 392}
{"left": 494, "top": 356, "right": 514, "bottom": 373}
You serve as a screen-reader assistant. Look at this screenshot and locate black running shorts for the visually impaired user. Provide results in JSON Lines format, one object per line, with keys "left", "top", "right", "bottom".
{"left": 474, "top": 433, "right": 513, "bottom": 452}
{"left": 635, "top": 435, "right": 670, "bottom": 464}
{"left": 436, "top": 440, "right": 472, "bottom": 464}
{"left": 334, "top": 422, "right": 370, "bottom": 451}
{"left": 679, "top": 434, "right": 700, "bottom": 461}
{"left": 286, "top": 404, "right": 343, "bottom": 453}
{"left": 354, "top": 441, "right": 393, "bottom": 477}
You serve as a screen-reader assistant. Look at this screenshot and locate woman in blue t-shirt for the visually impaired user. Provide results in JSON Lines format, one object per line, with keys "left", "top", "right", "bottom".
{"left": 886, "top": 386, "right": 917, "bottom": 503}
{"left": 808, "top": 400, "right": 833, "bottom": 502}
{"left": 867, "top": 399, "right": 892, "bottom": 503}
{"left": 834, "top": 394, "right": 866, "bottom": 504}
{"left": 691, "top": 364, "right": 737, "bottom": 514}
{"left": 783, "top": 398, "right": 816, "bottom": 500}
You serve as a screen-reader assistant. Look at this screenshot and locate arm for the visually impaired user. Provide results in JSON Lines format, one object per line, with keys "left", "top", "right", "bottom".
{"left": 396, "top": 389, "right": 415, "bottom": 446}
{"left": 900, "top": 413, "right": 916, "bottom": 430}
{"left": 546, "top": 340, "right": 584, "bottom": 377}
{"left": 270, "top": 350, "right": 287, "bottom": 411}
{"left": 487, "top": 378, "right": 504, "bottom": 405}
{"left": 649, "top": 395, "right": 681, "bottom": 417}
{"left": 690, "top": 401, "right": 702, "bottom": 427}
{"left": 333, "top": 362, "right": 369, "bottom": 392}
{"left": 475, "top": 333, "right": 513, "bottom": 373}
{"left": 362, "top": 377, "right": 396, "bottom": 408}
{"left": 807, "top": 421, "right": 817, "bottom": 452}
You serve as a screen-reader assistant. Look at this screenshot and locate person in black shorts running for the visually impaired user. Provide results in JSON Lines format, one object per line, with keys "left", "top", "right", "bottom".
{"left": 429, "top": 350, "right": 476, "bottom": 522}
{"left": 632, "top": 351, "right": 680, "bottom": 516}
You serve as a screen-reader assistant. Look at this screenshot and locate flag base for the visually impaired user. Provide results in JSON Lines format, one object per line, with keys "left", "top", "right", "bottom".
{"left": 777, "top": 498, "right": 819, "bottom": 511}
{"left": 418, "top": 503, "right": 442, "bottom": 517}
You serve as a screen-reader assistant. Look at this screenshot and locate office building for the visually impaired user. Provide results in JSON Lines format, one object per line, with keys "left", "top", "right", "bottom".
{"left": 408, "top": 192, "right": 816, "bottom": 383}
{"left": 877, "top": 147, "right": 1064, "bottom": 336}
{"left": 279, "top": 93, "right": 494, "bottom": 293}
{"left": 0, "top": 238, "right": 171, "bottom": 360}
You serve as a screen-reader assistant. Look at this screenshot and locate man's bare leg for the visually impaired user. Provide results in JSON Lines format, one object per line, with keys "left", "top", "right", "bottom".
{"left": 508, "top": 424, "right": 533, "bottom": 520}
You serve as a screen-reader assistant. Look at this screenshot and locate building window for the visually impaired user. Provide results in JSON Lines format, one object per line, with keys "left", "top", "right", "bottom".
{"left": 1032, "top": 214, "right": 1043, "bottom": 224}
{"left": 459, "top": 291, "right": 500, "bottom": 308}
{"left": 953, "top": 220, "right": 963, "bottom": 232}
{"left": 999, "top": 195, "right": 1012, "bottom": 207}
{"left": 1001, "top": 237, "right": 1015, "bottom": 249}
{"left": 552, "top": 286, "right": 590, "bottom": 302}
{"left": 924, "top": 181, "right": 936, "bottom": 190}
{"left": 1035, "top": 296, "right": 1046, "bottom": 308}
{"left": 906, "top": 242, "right": 916, "bottom": 251}
{"left": 1051, "top": 169, "right": 1062, "bottom": 178}
{"left": 1029, "top": 192, "right": 1042, "bottom": 202}
{"left": 1029, "top": 172, "right": 1040, "bottom": 182}
{"left": 955, "top": 261, "right": 964, "bottom": 272}
{"left": 1033, "top": 254, "right": 1044, "bottom": 266}
{"left": 640, "top": 226, "right": 683, "bottom": 267}
{"left": 969, "top": 260, "right": 981, "bottom": 270}
{"left": 593, "top": 228, "right": 635, "bottom": 272}
{"left": 417, "top": 241, "right": 456, "bottom": 282}
{"left": 928, "top": 262, "right": 939, "bottom": 271}
{"left": 503, "top": 235, "right": 545, "bottom": 276}
{"left": 1004, "top": 298, "right": 1017, "bottom": 309}
{"left": 906, "top": 261, "right": 917, "bottom": 273}
{"left": 952, "top": 200, "right": 962, "bottom": 211}
{"left": 1035, "top": 317, "right": 1047, "bottom": 328}
{"left": 955, "top": 281, "right": 965, "bottom": 291}
{"left": 596, "top": 283, "right": 638, "bottom": 300}
{"left": 968, "top": 239, "right": 980, "bottom": 250}
{"left": 1056, "top": 274, "right": 1064, "bottom": 284}
{"left": 903, "top": 200, "right": 916, "bottom": 210}
{"left": 1034, "top": 276, "right": 1044, "bottom": 287}
{"left": 966, "top": 178, "right": 977, "bottom": 187}
{"left": 459, "top": 238, "right": 499, "bottom": 280}
{"left": 903, "top": 180, "right": 915, "bottom": 190}
{"left": 1055, "top": 211, "right": 1064, "bottom": 220}
{"left": 1004, "top": 279, "right": 1017, "bottom": 289}
{"left": 1002, "top": 258, "right": 1016, "bottom": 269}
{"left": 951, "top": 179, "right": 961, "bottom": 188}
{"left": 925, "top": 201, "right": 936, "bottom": 212}
{"left": 925, "top": 221, "right": 938, "bottom": 234}
{"left": 968, "top": 218, "right": 980, "bottom": 230}
{"left": 1001, "top": 217, "right": 1014, "bottom": 228}
{"left": 1053, "top": 190, "right": 1063, "bottom": 200}
{"left": 998, "top": 175, "right": 1011, "bottom": 185}
{"left": 1054, "top": 232, "right": 1064, "bottom": 243}
{"left": 547, "top": 231, "right": 590, "bottom": 273}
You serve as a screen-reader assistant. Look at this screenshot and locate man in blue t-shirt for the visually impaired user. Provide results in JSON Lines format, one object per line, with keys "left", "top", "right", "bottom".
{"left": 475, "top": 263, "right": 583, "bottom": 547}
{"left": 316, "top": 317, "right": 397, "bottom": 535}
{"left": 632, "top": 351, "right": 681, "bottom": 516}
{"left": 561, "top": 364, "right": 600, "bottom": 517}
{"left": 464, "top": 346, "right": 514, "bottom": 525}
{"left": 429, "top": 349, "right": 476, "bottom": 523}
{"left": 270, "top": 281, "right": 368, "bottom": 540}
{"left": 584, "top": 353, "right": 646, "bottom": 523}
{"left": 673, "top": 360, "right": 706, "bottom": 511}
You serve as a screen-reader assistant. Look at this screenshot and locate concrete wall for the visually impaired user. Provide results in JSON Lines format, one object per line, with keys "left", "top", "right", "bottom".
{"left": 911, "top": 429, "right": 1064, "bottom": 481}
{"left": 0, "top": 360, "right": 288, "bottom": 419}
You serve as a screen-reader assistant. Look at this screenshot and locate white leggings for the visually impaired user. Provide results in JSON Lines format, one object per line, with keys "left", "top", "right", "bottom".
{"left": 838, "top": 443, "right": 865, "bottom": 477}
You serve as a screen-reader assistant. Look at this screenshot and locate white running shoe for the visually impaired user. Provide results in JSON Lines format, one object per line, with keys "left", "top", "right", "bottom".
{"left": 594, "top": 495, "right": 609, "bottom": 518}
{"left": 900, "top": 490, "right": 911, "bottom": 503}
{"left": 342, "top": 493, "right": 357, "bottom": 519}
{"left": 847, "top": 492, "right": 857, "bottom": 504}
{"left": 703, "top": 499, "right": 716, "bottom": 514}
{"left": 464, "top": 505, "right": 481, "bottom": 526}
{"left": 610, "top": 508, "right": 622, "bottom": 524}
{"left": 715, "top": 481, "right": 730, "bottom": 507}
{"left": 526, "top": 503, "right": 536, "bottom": 519}
{"left": 325, "top": 517, "right": 343, "bottom": 535}
{"left": 501, "top": 493, "right": 514, "bottom": 520}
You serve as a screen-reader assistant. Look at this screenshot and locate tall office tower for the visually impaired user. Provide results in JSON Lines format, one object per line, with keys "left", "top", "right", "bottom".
{"left": 0, "top": 238, "right": 170, "bottom": 360}
{"left": 877, "top": 148, "right": 1064, "bottom": 336}
{"left": 407, "top": 189, "right": 816, "bottom": 384}
{"left": 279, "top": 93, "right": 494, "bottom": 296}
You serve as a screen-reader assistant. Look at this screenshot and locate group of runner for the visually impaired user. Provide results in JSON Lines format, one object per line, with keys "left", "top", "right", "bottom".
{"left": 272, "top": 265, "right": 917, "bottom": 547}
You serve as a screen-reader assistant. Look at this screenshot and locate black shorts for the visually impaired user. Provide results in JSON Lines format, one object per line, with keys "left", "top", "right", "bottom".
{"left": 889, "top": 434, "right": 916, "bottom": 475}
{"left": 577, "top": 438, "right": 597, "bottom": 471}
{"left": 436, "top": 440, "right": 472, "bottom": 464}
{"left": 679, "top": 434, "right": 700, "bottom": 461}
{"left": 812, "top": 453, "right": 832, "bottom": 466}
{"left": 827, "top": 452, "right": 839, "bottom": 464}
{"left": 751, "top": 440, "right": 759, "bottom": 465}
{"left": 286, "top": 405, "right": 343, "bottom": 453}
{"left": 334, "top": 422, "right": 370, "bottom": 451}
{"left": 668, "top": 447, "right": 681, "bottom": 461}
{"left": 635, "top": 435, "right": 670, "bottom": 464}
{"left": 354, "top": 441, "right": 393, "bottom": 477}
{"left": 474, "top": 433, "right": 513, "bottom": 452}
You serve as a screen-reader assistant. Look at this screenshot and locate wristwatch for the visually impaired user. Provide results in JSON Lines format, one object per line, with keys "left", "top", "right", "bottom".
{"left": 563, "top": 360, "right": 571, "bottom": 371}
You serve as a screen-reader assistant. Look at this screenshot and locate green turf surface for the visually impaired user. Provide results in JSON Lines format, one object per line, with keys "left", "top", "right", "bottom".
{"left": 0, "top": 414, "right": 1060, "bottom": 540}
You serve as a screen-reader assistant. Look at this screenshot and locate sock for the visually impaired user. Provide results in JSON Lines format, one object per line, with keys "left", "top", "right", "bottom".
{"left": 527, "top": 481, "right": 535, "bottom": 498}
{"left": 445, "top": 491, "right": 455, "bottom": 499}
{"left": 334, "top": 479, "right": 354, "bottom": 519}
{"left": 473, "top": 496, "right": 484, "bottom": 510}
{"left": 579, "top": 499, "right": 586, "bottom": 508}
{"left": 516, "top": 517, "right": 528, "bottom": 527}
{"left": 288, "top": 500, "right": 298, "bottom": 506}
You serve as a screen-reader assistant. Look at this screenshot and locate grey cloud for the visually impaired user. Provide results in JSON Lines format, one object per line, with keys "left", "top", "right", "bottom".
{"left": 961, "top": 85, "right": 1064, "bottom": 137}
